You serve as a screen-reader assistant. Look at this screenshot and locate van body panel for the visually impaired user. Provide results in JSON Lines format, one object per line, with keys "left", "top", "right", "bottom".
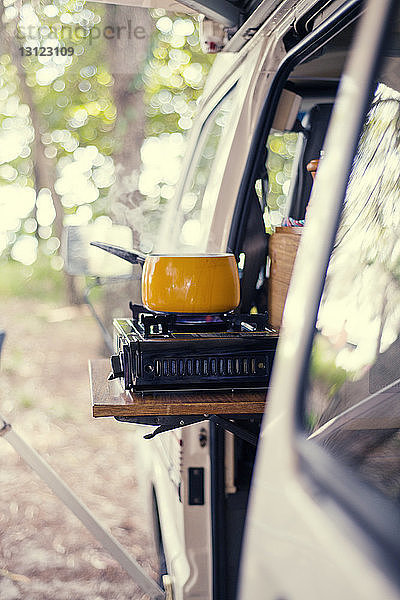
{"left": 144, "top": 422, "right": 212, "bottom": 600}
{"left": 240, "top": 459, "right": 400, "bottom": 599}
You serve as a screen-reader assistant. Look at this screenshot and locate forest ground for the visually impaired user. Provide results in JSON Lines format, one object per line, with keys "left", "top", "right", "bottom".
{"left": 0, "top": 296, "right": 158, "bottom": 600}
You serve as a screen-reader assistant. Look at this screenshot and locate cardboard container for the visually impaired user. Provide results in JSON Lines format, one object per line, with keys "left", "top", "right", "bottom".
{"left": 268, "top": 227, "right": 302, "bottom": 330}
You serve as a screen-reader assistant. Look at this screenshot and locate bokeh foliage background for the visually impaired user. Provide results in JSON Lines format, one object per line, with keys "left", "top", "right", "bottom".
{"left": 0, "top": 0, "right": 214, "bottom": 301}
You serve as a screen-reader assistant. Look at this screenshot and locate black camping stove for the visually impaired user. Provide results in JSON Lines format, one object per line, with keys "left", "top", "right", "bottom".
{"left": 109, "top": 303, "right": 278, "bottom": 393}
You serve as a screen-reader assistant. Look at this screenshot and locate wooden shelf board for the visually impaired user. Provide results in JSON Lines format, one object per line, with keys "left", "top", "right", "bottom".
{"left": 90, "top": 359, "right": 266, "bottom": 418}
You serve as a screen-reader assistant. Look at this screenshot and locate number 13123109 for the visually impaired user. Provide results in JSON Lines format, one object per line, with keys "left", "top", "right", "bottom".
{"left": 19, "top": 47, "right": 74, "bottom": 56}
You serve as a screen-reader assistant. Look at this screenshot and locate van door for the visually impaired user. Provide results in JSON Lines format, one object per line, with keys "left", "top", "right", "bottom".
{"left": 239, "top": 1, "right": 400, "bottom": 599}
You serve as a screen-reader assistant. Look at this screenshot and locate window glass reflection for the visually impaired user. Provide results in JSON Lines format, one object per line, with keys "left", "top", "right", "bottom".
{"left": 305, "top": 81, "right": 400, "bottom": 503}
{"left": 262, "top": 131, "right": 299, "bottom": 230}
{"left": 175, "top": 92, "right": 234, "bottom": 250}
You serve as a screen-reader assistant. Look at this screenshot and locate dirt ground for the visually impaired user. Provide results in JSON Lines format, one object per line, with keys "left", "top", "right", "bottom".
{"left": 0, "top": 296, "right": 159, "bottom": 600}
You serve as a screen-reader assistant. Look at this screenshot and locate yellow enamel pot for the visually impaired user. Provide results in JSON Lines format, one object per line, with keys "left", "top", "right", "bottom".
{"left": 90, "top": 243, "right": 240, "bottom": 314}
{"left": 142, "top": 254, "right": 240, "bottom": 314}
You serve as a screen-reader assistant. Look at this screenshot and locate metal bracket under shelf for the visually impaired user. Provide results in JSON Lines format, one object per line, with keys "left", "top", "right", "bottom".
{"left": 115, "top": 413, "right": 261, "bottom": 445}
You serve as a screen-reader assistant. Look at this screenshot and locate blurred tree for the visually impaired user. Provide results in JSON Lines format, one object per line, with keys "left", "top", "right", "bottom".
{"left": 0, "top": 0, "right": 144, "bottom": 302}
{"left": 0, "top": 0, "right": 73, "bottom": 296}
{"left": 0, "top": 2, "right": 215, "bottom": 304}
{"left": 107, "top": 5, "right": 151, "bottom": 174}
{"left": 103, "top": 4, "right": 152, "bottom": 249}
{"left": 113, "top": 9, "right": 214, "bottom": 252}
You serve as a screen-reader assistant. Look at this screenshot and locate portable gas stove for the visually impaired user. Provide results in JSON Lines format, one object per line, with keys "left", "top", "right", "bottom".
{"left": 109, "top": 303, "right": 278, "bottom": 393}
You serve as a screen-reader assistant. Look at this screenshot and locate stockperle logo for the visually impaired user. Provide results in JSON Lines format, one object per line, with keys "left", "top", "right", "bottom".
{"left": 16, "top": 19, "right": 150, "bottom": 44}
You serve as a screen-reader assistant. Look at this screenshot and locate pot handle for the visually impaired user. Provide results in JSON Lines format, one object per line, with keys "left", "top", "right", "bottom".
{"left": 90, "top": 241, "right": 146, "bottom": 265}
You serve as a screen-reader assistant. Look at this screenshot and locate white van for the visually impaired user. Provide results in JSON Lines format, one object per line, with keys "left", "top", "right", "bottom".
{"left": 85, "top": 0, "right": 400, "bottom": 598}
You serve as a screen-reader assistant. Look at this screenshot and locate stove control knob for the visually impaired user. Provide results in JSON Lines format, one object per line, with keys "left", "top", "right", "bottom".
{"left": 109, "top": 354, "right": 124, "bottom": 380}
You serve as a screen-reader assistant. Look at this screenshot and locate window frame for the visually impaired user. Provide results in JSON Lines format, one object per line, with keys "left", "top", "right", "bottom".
{"left": 156, "top": 50, "right": 254, "bottom": 253}
{"left": 289, "top": 0, "right": 400, "bottom": 572}
{"left": 168, "top": 87, "right": 237, "bottom": 252}
{"left": 293, "top": 0, "right": 400, "bottom": 568}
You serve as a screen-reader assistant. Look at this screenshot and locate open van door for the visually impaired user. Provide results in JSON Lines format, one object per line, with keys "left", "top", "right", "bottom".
{"left": 239, "top": 0, "right": 400, "bottom": 599}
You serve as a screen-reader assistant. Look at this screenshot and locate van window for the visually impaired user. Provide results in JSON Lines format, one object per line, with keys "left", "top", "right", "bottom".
{"left": 258, "top": 130, "right": 300, "bottom": 231}
{"left": 260, "top": 99, "right": 335, "bottom": 231}
{"left": 173, "top": 90, "right": 235, "bottom": 251}
{"left": 304, "top": 72, "right": 400, "bottom": 503}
